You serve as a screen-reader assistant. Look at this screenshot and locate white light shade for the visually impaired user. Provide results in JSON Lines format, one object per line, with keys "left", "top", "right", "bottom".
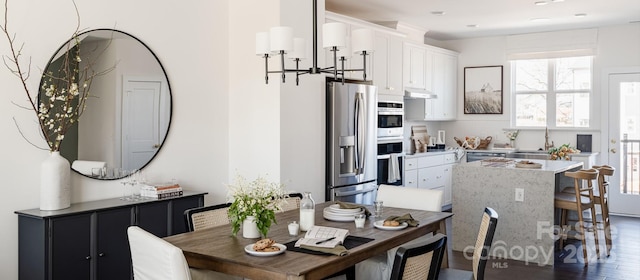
{"left": 335, "top": 37, "right": 351, "bottom": 59}
{"left": 352, "top": 29, "right": 374, "bottom": 53}
{"left": 322, "top": 22, "right": 347, "bottom": 48}
{"left": 255, "top": 32, "right": 270, "bottom": 55}
{"left": 289, "top": 38, "right": 306, "bottom": 60}
{"left": 270, "top": 26, "right": 293, "bottom": 52}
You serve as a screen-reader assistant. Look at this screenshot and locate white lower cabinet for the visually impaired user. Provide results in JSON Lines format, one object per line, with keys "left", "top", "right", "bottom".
{"left": 403, "top": 153, "right": 455, "bottom": 209}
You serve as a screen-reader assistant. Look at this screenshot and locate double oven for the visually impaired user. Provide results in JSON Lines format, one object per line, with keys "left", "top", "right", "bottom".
{"left": 377, "top": 101, "right": 404, "bottom": 186}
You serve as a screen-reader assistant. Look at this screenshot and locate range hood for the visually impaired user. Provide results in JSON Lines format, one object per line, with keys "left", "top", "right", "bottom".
{"left": 404, "top": 88, "right": 437, "bottom": 99}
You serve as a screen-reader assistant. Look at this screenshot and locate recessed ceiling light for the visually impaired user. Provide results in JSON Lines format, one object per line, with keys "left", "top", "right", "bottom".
{"left": 534, "top": 1, "right": 548, "bottom": 5}
{"left": 550, "top": 0, "right": 565, "bottom": 2}
{"left": 574, "top": 13, "right": 587, "bottom": 18}
{"left": 431, "top": 11, "right": 446, "bottom": 16}
{"left": 466, "top": 24, "right": 479, "bottom": 28}
{"left": 530, "top": 17, "right": 550, "bottom": 22}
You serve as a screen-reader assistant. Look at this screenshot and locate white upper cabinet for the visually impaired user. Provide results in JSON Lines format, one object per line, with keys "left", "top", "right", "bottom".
{"left": 403, "top": 42, "right": 427, "bottom": 90}
{"left": 429, "top": 50, "right": 457, "bottom": 120}
{"left": 405, "top": 45, "right": 458, "bottom": 121}
{"left": 373, "top": 33, "right": 403, "bottom": 96}
{"left": 325, "top": 12, "right": 458, "bottom": 120}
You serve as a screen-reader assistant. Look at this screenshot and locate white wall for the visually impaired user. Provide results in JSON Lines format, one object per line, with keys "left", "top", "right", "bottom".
{"left": 0, "top": 0, "right": 231, "bottom": 278}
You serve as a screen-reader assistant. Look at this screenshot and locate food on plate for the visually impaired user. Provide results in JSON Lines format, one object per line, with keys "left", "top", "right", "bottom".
{"left": 383, "top": 220, "right": 400, "bottom": 227}
{"left": 253, "top": 238, "right": 276, "bottom": 251}
{"left": 257, "top": 245, "right": 281, "bottom": 252}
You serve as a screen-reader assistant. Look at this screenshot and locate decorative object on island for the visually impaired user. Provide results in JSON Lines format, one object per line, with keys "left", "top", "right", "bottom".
{"left": 255, "top": 0, "right": 374, "bottom": 85}
{"left": 1, "top": 1, "right": 111, "bottom": 210}
{"left": 464, "top": 65, "right": 503, "bottom": 114}
{"left": 299, "top": 192, "right": 316, "bottom": 231}
{"left": 505, "top": 130, "right": 519, "bottom": 148}
{"left": 454, "top": 136, "right": 492, "bottom": 150}
{"left": 548, "top": 144, "right": 580, "bottom": 160}
{"left": 227, "top": 174, "right": 287, "bottom": 238}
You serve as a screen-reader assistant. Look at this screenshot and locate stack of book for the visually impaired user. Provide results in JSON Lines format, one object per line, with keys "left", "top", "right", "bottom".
{"left": 140, "top": 183, "right": 183, "bottom": 199}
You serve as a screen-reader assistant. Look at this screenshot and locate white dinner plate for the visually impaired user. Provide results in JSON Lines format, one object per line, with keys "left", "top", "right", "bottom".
{"left": 373, "top": 221, "right": 408, "bottom": 230}
{"left": 244, "top": 243, "right": 287, "bottom": 257}
{"left": 327, "top": 204, "right": 363, "bottom": 214}
{"left": 323, "top": 207, "right": 364, "bottom": 216}
{"left": 323, "top": 212, "right": 357, "bottom": 222}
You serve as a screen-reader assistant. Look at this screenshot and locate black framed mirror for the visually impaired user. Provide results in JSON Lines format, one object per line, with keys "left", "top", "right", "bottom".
{"left": 39, "top": 29, "right": 172, "bottom": 180}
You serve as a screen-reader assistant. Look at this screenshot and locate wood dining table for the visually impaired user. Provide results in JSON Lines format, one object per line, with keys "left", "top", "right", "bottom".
{"left": 164, "top": 201, "right": 453, "bottom": 280}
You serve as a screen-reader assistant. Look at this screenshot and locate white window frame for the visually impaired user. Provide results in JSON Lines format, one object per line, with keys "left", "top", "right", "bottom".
{"left": 511, "top": 56, "right": 593, "bottom": 129}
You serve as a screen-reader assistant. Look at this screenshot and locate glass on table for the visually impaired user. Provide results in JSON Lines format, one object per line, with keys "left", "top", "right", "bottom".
{"left": 354, "top": 214, "right": 366, "bottom": 228}
{"left": 373, "top": 201, "right": 384, "bottom": 218}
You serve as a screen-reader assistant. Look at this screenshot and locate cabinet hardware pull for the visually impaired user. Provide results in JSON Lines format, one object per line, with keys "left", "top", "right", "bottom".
{"left": 99, "top": 253, "right": 105, "bottom": 257}
{"left": 85, "top": 256, "right": 91, "bottom": 260}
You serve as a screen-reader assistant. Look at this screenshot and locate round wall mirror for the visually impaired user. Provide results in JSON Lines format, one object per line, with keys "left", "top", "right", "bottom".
{"left": 39, "top": 29, "right": 172, "bottom": 180}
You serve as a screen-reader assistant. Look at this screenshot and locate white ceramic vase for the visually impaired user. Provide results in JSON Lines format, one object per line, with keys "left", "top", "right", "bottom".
{"left": 40, "top": 151, "right": 71, "bottom": 211}
{"left": 242, "top": 215, "right": 261, "bottom": 239}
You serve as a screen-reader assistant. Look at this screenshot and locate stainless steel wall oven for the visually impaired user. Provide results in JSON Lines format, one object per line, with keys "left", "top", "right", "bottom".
{"left": 377, "top": 101, "right": 403, "bottom": 138}
{"left": 377, "top": 137, "right": 404, "bottom": 186}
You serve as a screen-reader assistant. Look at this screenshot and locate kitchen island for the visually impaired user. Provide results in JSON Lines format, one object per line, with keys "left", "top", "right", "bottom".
{"left": 452, "top": 159, "right": 583, "bottom": 266}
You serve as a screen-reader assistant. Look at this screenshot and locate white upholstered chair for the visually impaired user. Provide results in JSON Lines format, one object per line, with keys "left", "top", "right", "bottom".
{"left": 356, "top": 184, "right": 444, "bottom": 280}
{"left": 127, "top": 226, "right": 239, "bottom": 280}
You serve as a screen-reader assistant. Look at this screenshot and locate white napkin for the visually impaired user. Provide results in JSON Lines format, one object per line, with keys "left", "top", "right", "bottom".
{"left": 387, "top": 153, "right": 401, "bottom": 183}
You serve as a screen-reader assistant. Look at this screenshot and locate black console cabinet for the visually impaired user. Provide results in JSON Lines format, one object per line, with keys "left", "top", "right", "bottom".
{"left": 15, "top": 191, "right": 206, "bottom": 280}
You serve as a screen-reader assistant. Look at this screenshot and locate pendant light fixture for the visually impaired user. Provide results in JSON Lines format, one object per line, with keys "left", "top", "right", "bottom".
{"left": 255, "top": 0, "right": 374, "bottom": 85}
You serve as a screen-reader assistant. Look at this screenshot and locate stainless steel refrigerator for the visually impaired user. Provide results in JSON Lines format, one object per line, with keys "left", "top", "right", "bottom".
{"left": 326, "top": 79, "right": 378, "bottom": 205}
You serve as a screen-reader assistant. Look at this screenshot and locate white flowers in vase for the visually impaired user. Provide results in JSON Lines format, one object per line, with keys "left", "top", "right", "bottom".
{"left": 227, "top": 174, "right": 287, "bottom": 237}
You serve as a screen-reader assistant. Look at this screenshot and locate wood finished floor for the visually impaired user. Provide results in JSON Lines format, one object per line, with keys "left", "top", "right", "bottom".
{"left": 446, "top": 215, "right": 640, "bottom": 280}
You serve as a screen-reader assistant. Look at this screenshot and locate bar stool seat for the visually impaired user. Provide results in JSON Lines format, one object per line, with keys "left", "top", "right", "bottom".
{"left": 554, "top": 168, "right": 600, "bottom": 265}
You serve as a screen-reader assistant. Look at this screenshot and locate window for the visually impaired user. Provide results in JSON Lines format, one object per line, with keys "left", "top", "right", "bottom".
{"left": 513, "top": 56, "right": 592, "bottom": 128}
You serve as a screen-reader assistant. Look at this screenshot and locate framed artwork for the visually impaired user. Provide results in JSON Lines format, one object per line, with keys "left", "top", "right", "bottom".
{"left": 464, "top": 65, "right": 503, "bottom": 114}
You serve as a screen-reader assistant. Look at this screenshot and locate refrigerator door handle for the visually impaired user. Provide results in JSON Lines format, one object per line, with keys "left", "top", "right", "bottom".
{"left": 334, "top": 185, "right": 378, "bottom": 197}
{"left": 354, "top": 91, "right": 366, "bottom": 175}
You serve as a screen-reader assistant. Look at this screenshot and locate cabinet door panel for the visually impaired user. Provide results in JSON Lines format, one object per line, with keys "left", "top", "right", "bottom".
{"left": 137, "top": 202, "right": 168, "bottom": 237}
{"left": 404, "top": 169, "right": 418, "bottom": 188}
{"left": 96, "top": 207, "right": 133, "bottom": 279}
{"left": 51, "top": 214, "right": 91, "bottom": 280}
{"left": 171, "top": 196, "right": 203, "bottom": 235}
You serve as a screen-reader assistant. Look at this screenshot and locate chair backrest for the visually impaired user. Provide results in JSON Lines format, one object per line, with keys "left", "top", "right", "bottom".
{"left": 127, "top": 226, "right": 191, "bottom": 280}
{"left": 593, "top": 165, "right": 615, "bottom": 195}
{"left": 472, "top": 207, "right": 499, "bottom": 280}
{"left": 184, "top": 203, "right": 232, "bottom": 232}
{"left": 279, "top": 193, "right": 303, "bottom": 212}
{"left": 390, "top": 233, "right": 447, "bottom": 280}
{"left": 566, "top": 169, "right": 599, "bottom": 203}
{"left": 378, "top": 184, "right": 443, "bottom": 211}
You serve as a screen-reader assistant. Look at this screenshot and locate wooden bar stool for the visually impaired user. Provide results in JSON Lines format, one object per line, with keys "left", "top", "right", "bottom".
{"left": 555, "top": 169, "right": 600, "bottom": 264}
{"left": 562, "top": 165, "right": 615, "bottom": 256}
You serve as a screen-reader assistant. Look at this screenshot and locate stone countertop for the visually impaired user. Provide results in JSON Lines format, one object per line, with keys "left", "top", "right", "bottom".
{"left": 452, "top": 159, "right": 583, "bottom": 265}
{"left": 465, "top": 149, "right": 599, "bottom": 157}
{"left": 405, "top": 150, "right": 455, "bottom": 159}
{"left": 460, "top": 159, "right": 583, "bottom": 173}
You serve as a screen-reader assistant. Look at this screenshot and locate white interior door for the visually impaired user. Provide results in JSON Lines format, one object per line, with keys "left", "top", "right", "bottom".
{"left": 607, "top": 72, "right": 640, "bottom": 216}
{"left": 122, "top": 79, "right": 161, "bottom": 170}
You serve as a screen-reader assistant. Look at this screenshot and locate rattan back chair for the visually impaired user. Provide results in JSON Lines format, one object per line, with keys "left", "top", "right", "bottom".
{"left": 279, "top": 193, "right": 303, "bottom": 212}
{"left": 184, "top": 203, "right": 232, "bottom": 232}
{"left": 439, "top": 207, "right": 499, "bottom": 280}
{"left": 389, "top": 233, "right": 447, "bottom": 280}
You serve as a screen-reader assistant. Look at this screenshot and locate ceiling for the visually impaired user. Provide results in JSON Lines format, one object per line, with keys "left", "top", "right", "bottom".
{"left": 325, "top": 0, "right": 640, "bottom": 41}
